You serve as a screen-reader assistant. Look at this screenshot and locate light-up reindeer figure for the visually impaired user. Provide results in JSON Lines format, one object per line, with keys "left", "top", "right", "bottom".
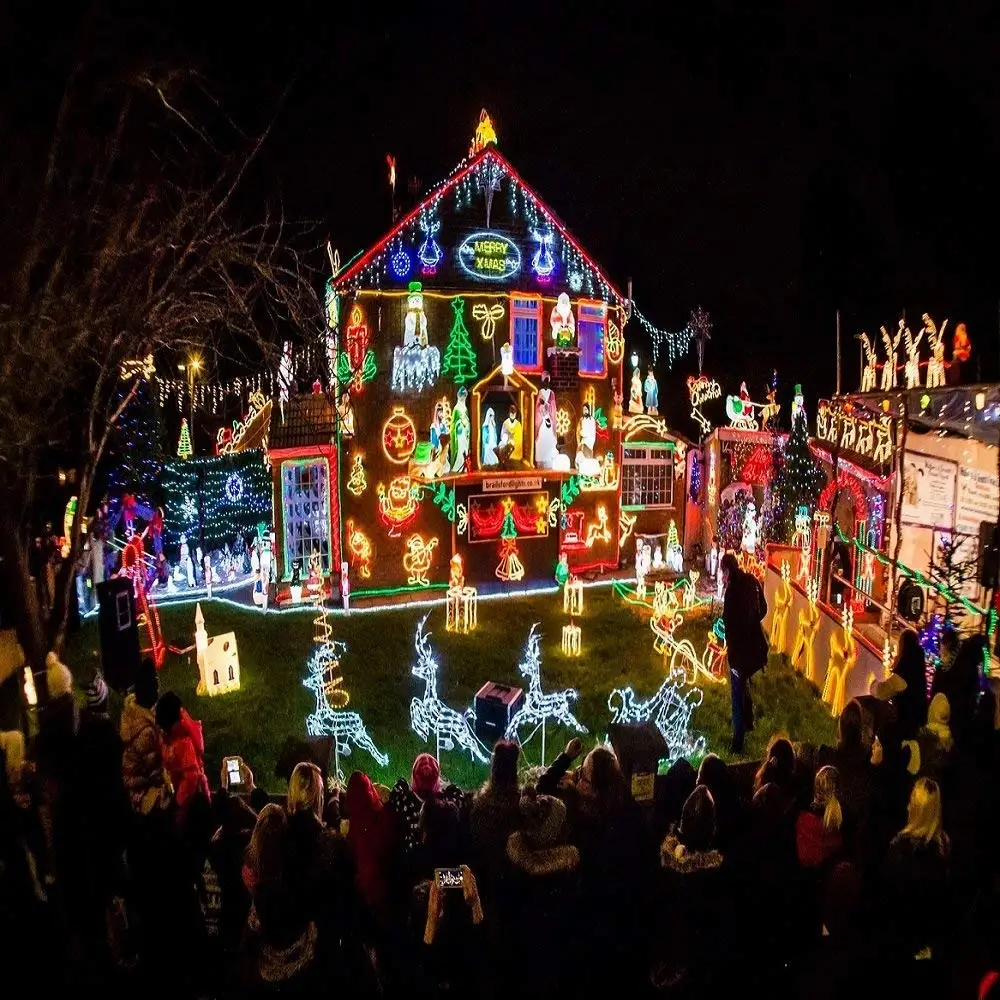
{"left": 791, "top": 578, "right": 821, "bottom": 683}
{"left": 506, "top": 624, "right": 587, "bottom": 764}
{"left": 770, "top": 560, "right": 793, "bottom": 654}
{"left": 409, "top": 615, "right": 489, "bottom": 763}
{"left": 902, "top": 321, "right": 923, "bottom": 389}
{"left": 859, "top": 332, "right": 877, "bottom": 392}
{"left": 879, "top": 324, "right": 901, "bottom": 391}
{"left": 304, "top": 642, "right": 389, "bottom": 781}
{"left": 682, "top": 570, "right": 700, "bottom": 609}
{"left": 823, "top": 605, "right": 857, "bottom": 718}
{"left": 608, "top": 663, "right": 707, "bottom": 764}
{"left": 923, "top": 313, "right": 949, "bottom": 388}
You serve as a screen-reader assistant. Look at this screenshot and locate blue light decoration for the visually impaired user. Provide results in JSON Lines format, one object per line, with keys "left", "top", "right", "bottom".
{"left": 225, "top": 471, "right": 244, "bottom": 503}
{"left": 530, "top": 228, "right": 556, "bottom": 283}
{"left": 390, "top": 244, "right": 413, "bottom": 280}
{"left": 689, "top": 452, "right": 702, "bottom": 503}
{"left": 568, "top": 271, "right": 583, "bottom": 293}
{"left": 417, "top": 217, "right": 443, "bottom": 274}
{"left": 456, "top": 231, "right": 521, "bottom": 282}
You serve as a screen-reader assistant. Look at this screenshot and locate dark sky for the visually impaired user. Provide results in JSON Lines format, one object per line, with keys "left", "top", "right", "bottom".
{"left": 6, "top": 1, "right": 999, "bottom": 422}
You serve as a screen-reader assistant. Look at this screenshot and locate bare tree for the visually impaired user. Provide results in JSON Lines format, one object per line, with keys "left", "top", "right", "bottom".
{"left": 0, "top": 61, "right": 324, "bottom": 695}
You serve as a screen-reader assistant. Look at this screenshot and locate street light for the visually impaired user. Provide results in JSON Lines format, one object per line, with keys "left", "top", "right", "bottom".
{"left": 178, "top": 356, "right": 202, "bottom": 445}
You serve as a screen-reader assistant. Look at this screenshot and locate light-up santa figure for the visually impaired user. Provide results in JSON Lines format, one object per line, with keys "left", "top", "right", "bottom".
{"left": 534, "top": 373, "right": 559, "bottom": 469}
{"left": 550, "top": 292, "right": 575, "bottom": 348}
{"left": 576, "top": 403, "right": 599, "bottom": 475}
{"left": 450, "top": 386, "right": 471, "bottom": 473}
{"left": 629, "top": 367, "right": 644, "bottom": 414}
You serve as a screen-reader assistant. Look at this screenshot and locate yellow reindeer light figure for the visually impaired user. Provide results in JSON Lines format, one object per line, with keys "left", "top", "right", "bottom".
{"left": 823, "top": 605, "right": 857, "bottom": 718}
{"left": 770, "top": 560, "right": 793, "bottom": 653}
{"left": 791, "top": 578, "right": 821, "bottom": 683}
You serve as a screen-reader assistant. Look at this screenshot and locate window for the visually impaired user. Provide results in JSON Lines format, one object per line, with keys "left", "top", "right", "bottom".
{"left": 577, "top": 300, "right": 606, "bottom": 376}
{"left": 281, "top": 459, "right": 331, "bottom": 577}
{"left": 622, "top": 446, "right": 674, "bottom": 509}
{"left": 510, "top": 294, "right": 543, "bottom": 370}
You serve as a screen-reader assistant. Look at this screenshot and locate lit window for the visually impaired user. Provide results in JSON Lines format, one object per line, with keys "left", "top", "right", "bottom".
{"left": 577, "top": 300, "right": 606, "bottom": 376}
{"left": 621, "top": 446, "right": 674, "bottom": 509}
{"left": 281, "top": 459, "right": 331, "bottom": 577}
{"left": 510, "top": 294, "right": 543, "bottom": 371}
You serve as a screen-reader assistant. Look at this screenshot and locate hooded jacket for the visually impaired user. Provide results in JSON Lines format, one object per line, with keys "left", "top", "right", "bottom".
{"left": 162, "top": 708, "right": 210, "bottom": 808}
{"left": 119, "top": 693, "right": 167, "bottom": 813}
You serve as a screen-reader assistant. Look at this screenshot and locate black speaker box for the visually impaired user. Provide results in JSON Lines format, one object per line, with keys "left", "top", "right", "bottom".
{"left": 97, "top": 577, "right": 140, "bottom": 692}
{"left": 979, "top": 522, "right": 998, "bottom": 589}
{"left": 474, "top": 681, "right": 524, "bottom": 747}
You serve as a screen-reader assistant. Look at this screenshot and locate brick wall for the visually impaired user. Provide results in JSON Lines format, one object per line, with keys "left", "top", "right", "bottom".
{"left": 547, "top": 347, "right": 581, "bottom": 393}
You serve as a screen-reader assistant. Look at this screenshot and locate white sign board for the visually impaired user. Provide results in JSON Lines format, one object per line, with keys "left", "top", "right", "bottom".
{"left": 956, "top": 465, "right": 999, "bottom": 535}
{"left": 482, "top": 476, "right": 543, "bottom": 493}
{"left": 901, "top": 453, "right": 957, "bottom": 529}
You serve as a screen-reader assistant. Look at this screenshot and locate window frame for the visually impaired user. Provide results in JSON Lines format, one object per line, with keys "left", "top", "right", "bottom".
{"left": 577, "top": 299, "right": 607, "bottom": 377}
{"left": 279, "top": 457, "right": 332, "bottom": 579}
{"left": 621, "top": 445, "right": 675, "bottom": 510}
{"left": 509, "top": 293, "right": 544, "bottom": 373}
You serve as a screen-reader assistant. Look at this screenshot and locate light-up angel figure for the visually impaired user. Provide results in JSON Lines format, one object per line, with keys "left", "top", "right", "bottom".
{"left": 608, "top": 664, "right": 706, "bottom": 764}
{"left": 770, "top": 560, "right": 793, "bottom": 653}
{"left": 304, "top": 601, "right": 389, "bottom": 780}
{"left": 791, "top": 578, "right": 821, "bottom": 683}
{"left": 823, "top": 605, "right": 857, "bottom": 718}
{"left": 879, "top": 324, "right": 901, "bottom": 391}
{"left": 505, "top": 625, "right": 587, "bottom": 764}
{"left": 409, "top": 615, "right": 489, "bottom": 763}
{"left": 859, "top": 332, "right": 877, "bottom": 392}
{"left": 923, "top": 313, "right": 948, "bottom": 389}
{"left": 902, "top": 321, "right": 923, "bottom": 389}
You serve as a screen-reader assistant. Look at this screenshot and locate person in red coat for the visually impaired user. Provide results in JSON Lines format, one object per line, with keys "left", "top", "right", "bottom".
{"left": 796, "top": 765, "right": 844, "bottom": 869}
{"left": 155, "top": 692, "right": 211, "bottom": 824}
{"left": 345, "top": 771, "right": 395, "bottom": 929}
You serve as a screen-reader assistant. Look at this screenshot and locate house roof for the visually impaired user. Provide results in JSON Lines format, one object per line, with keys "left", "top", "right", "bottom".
{"left": 333, "top": 145, "right": 624, "bottom": 303}
{"left": 471, "top": 362, "right": 538, "bottom": 397}
{"left": 269, "top": 394, "right": 337, "bottom": 452}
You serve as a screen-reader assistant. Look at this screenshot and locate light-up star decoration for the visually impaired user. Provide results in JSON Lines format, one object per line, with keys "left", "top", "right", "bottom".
{"left": 530, "top": 228, "right": 556, "bottom": 281}
{"left": 409, "top": 614, "right": 489, "bottom": 763}
{"left": 470, "top": 108, "right": 498, "bottom": 156}
{"left": 303, "top": 593, "right": 388, "bottom": 780}
{"left": 504, "top": 624, "right": 587, "bottom": 765}
{"left": 608, "top": 663, "right": 706, "bottom": 764}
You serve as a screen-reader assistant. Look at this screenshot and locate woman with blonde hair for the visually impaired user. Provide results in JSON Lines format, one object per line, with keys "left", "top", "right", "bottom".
{"left": 884, "top": 777, "right": 951, "bottom": 960}
{"left": 795, "top": 765, "right": 843, "bottom": 869}
{"left": 287, "top": 761, "right": 324, "bottom": 821}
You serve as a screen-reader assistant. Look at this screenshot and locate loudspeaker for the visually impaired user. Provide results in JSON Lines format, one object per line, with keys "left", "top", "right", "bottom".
{"left": 979, "top": 522, "right": 998, "bottom": 589}
{"left": 609, "top": 722, "right": 669, "bottom": 783}
{"left": 898, "top": 579, "right": 925, "bottom": 623}
{"left": 97, "top": 577, "right": 141, "bottom": 692}
{"left": 474, "top": 682, "right": 524, "bottom": 747}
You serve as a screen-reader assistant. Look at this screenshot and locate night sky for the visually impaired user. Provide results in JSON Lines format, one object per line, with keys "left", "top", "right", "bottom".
{"left": 6, "top": 2, "right": 999, "bottom": 426}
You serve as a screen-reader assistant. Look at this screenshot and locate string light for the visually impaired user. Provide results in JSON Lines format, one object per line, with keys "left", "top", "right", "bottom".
{"left": 409, "top": 614, "right": 490, "bottom": 763}
{"left": 631, "top": 305, "right": 695, "bottom": 369}
{"left": 504, "top": 625, "right": 587, "bottom": 763}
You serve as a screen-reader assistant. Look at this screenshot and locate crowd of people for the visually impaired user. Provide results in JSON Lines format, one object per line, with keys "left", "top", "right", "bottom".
{"left": 2, "top": 635, "right": 1000, "bottom": 998}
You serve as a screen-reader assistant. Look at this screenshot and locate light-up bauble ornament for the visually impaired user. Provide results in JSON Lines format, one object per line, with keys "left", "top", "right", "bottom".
{"left": 390, "top": 246, "right": 413, "bottom": 279}
{"left": 382, "top": 407, "right": 417, "bottom": 464}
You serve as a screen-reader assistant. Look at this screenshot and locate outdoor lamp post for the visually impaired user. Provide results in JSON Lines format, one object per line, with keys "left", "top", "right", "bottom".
{"left": 178, "top": 357, "right": 202, "bottom": 443}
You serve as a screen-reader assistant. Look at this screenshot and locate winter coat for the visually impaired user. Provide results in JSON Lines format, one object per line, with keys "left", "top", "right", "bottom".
{"left": 119, "top": 694, "right": 167, "bottom": 814}
{"left": 162, "top": 708, "right": 210, "bottom": 811}
{"left": 883, "top": 832, "right": 951, "bottom": 958}
{"left": 387, "top": 776, "right": 466, "bottom": 857}
{"left": 723, "top": 567, "right": 768, "bottom": 675}
{"left": 285, "top": 810, "right": 348, "bottom": 932}
{"left": 795, "top": 809, "right": 842, "bottom": 869}
{"left": 345, "top": 772, "right": 397, "bottom": 924}
{"left": 469, "top": 786, "right": 521, "bottom": 894}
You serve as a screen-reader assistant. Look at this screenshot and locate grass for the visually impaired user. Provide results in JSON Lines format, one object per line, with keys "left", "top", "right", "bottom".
{"left": 63, "top": 587, "right": 837, "bottom": 791}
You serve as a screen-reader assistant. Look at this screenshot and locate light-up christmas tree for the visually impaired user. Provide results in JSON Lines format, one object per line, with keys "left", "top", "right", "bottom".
{"left": 441, "top": 297, "right": 478, "bottom": 385}
{"left": 773, "top": 394, "right": 825, "bottom": 543}
{"left": 108, "top": 371, "right": 162, "bottom": 504}
{"left": 177, "top": 418, "right": 193, "bottom": 459}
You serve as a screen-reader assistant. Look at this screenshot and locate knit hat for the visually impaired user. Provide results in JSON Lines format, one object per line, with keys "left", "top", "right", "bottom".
{"left": 519, "top": 790, "right": 567, "bottom": 849}
{"left": 44, "top": 652, "right": 73, "bottom": 700}
{"left": 85, "top": 672, "right": 109, "bottom": 714}
{"left": 411, "top": 753, "right": 442, "bottom": 799}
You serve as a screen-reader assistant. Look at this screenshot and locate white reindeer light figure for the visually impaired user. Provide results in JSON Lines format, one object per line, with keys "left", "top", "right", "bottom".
{"left": 902, "top": 321, "right": 923, "bottom": 389}
{"left": 924, "top": 313, "right": 948, "bottom": 388}
{"left": 506, "top": 624, "right": 587, "bottom": 765}
{"left": 880, "top": 324, "right": 901, "bottom": 391}
{"left": 859, "top": 332, "right": 877, "bottom": 392}
{"left": 409, "top": 614, "right": 489, "bottom": 764}
{"left": 608, "top": 664, "right": 706, "bottom": 763}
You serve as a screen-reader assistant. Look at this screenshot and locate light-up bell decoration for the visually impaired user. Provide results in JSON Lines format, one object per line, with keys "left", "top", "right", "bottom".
{"left": 770, "top": 560, "right": 793, "bottom": 653}
{"left": 563, "top": 575, "right": 584, "bottom": 615}
{"left": 823, "top": 605, "right": 857, "bottom": 718}
{"left": 506, "top": 624, "right": 587, "bottom": 764}
{"left": 445, "top": 554, "right": 478, "bottom": 634}
{"left": 410, "top": 615, "right": 489, "bottom": 763}
{"left": 791, "top": 578, "right": 821, "bottom": 683}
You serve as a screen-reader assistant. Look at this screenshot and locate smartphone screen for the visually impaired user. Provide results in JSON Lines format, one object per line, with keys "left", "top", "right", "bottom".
{"left": 434, "top": 867, "right": 464, "bottom": 890}
{"left": 225, "top": 757, "right": 242, "bottom": 786}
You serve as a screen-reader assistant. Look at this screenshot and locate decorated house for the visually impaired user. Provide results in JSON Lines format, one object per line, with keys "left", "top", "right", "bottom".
{"left": 269, "top": 113, "right": 688, "bottom": 603}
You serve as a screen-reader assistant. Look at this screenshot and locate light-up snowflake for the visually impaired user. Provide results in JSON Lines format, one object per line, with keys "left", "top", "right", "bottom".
{"left": 409, "top": 614, "right": 489, "bottom": 763}
{"left": 608, "top": 664, "right": 705, "bottom": 764}
{"left": 180, "top": 494, "right": 198, "bottom": 524}
{"left": 225, "top": 472, "right": 244, "bottom": 503}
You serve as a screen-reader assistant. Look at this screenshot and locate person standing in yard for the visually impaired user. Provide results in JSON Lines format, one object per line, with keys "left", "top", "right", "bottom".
{"left": 721, "top": 553, "right": 769, "bottom": 754}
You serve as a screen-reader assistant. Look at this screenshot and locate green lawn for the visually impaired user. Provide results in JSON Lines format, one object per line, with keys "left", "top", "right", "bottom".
{"left": 64, "top": 587, "right": 836, "bottom": 791}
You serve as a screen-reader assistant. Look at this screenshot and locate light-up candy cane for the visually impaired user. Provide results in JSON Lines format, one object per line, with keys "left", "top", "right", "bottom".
{"left": 791, "top": 578, "right": 821, "bottom": 683}
{"left": 409, "top": 614, "right": 489, "bottom": 764}
{"left": 506, "top": 624, "right": 587, "bottom": 765}
{"left": 823, "top": 605, "right": 857, "bottom": 718}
